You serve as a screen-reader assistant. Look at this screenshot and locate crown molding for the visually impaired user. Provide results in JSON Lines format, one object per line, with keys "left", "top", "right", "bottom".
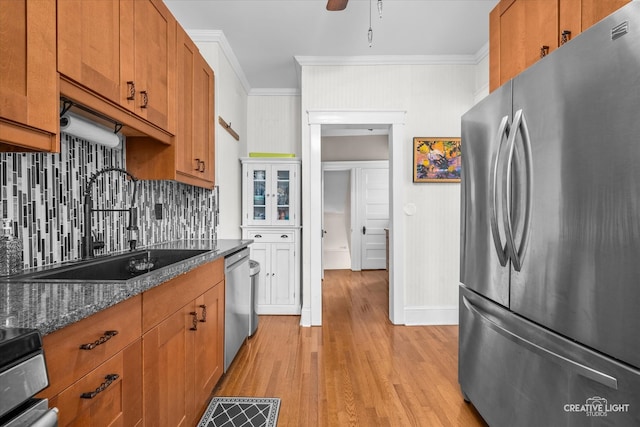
{"left": 474, "top": 42, "right": 490, "bottom": 63}
{"left": 187, "top": 29, "right": 251, "bottom": 94}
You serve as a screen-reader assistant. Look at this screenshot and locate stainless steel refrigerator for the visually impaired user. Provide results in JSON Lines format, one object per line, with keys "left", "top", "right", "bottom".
{"left": 459, "top": 3, "right": 640, "bottom": 426}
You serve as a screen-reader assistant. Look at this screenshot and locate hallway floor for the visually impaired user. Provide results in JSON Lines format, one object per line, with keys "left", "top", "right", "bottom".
{"left": 213, "top": 269, "right": 488, "bottom": 426}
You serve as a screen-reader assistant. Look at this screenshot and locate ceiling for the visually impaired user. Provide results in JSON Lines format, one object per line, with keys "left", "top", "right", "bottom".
{"left": 164, "top": 0, "right": 499, "bottom": 93}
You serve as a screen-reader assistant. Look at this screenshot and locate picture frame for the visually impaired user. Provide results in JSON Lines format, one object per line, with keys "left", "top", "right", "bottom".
{"left": 413, "top": 137, "right": 461, "bottom": 183}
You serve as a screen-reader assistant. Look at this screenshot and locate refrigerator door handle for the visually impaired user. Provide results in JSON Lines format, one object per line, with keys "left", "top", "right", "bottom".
{"left": 503, "top": 109, "right": 533, "bottom": 272}
{"left": 490, "top": 115, "right": 511, "bottom": 267}
{"left": 462, "top": 295, "right": 619, "bottom": 390}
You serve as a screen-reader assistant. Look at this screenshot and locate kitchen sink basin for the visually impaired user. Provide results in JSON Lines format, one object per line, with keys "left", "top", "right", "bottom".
{"left": 6, "top": 249, "right": 211, "bottom": 282}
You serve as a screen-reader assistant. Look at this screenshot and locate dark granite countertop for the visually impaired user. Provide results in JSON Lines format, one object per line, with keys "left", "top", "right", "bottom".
{"left": 0, "top": 239, "right": 251, "bottom": 335}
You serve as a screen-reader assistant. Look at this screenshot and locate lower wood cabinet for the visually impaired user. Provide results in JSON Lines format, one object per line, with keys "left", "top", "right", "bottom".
{"left": 142, "top": 258, "right": 225, "bottom": 426}
{"left": 38, "top": 257, "right": 225, "bottom": 426}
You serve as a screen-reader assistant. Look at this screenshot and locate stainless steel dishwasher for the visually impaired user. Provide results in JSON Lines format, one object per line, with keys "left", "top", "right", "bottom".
{"left": 224, "top": 247, "right": 250, "bottom": 372}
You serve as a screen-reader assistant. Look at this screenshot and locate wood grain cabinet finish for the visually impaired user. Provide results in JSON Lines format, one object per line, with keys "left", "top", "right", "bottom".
{"left": 35, "top": 258, "right": 225, "bottom": 426}
{"left": 57, "top": 0, "right": 176, "bottom": 141}
{"left": 0, "top": 0, "right": 59, "bottom": 152}
{"left": 126, "top": 25, "right": 215, "bottom": 190}
{"left": 142, "top": 259, "right": 225, "bottom": 427}
{"left": 37, "top": 295, "right": 143, "bottom": 427}
{"left": 489, "top": 0, "right": 630, "bottom": 91}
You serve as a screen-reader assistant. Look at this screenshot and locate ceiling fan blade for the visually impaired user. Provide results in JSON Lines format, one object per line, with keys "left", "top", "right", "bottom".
{"left": 327, "top": 0, "right": 348, "bottom": 11}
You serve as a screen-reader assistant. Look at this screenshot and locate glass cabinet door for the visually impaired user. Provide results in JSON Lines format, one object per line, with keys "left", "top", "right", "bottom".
{"left": 252, "top": 168, "right": 267, "bottom": 222}
{"left": 275, "top": 169, "right": 290, "bottom": 222}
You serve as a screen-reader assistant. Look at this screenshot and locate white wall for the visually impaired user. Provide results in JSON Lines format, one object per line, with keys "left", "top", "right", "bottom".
{"left": 192, "top": 37, "right": 248, "bottom": 239}
{"left": 301, "top": 63, "right": 476, "bottom": 324}
{"left": 247, "top": 95, "right": 301, "bottom": 156}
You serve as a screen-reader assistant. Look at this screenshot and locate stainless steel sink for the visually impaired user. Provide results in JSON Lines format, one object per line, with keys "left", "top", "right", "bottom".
{"left": 6, "top": 249, "right": 210, "bottom": 282}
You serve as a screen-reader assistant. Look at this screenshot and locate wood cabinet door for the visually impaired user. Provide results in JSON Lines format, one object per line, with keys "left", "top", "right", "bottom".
{"left": 143, "top": 304, "right": 194, "bottom": 427}
{"left": 193, "top": 53, "right": 215, "bottom": 184}
{"left": 523, "top": 0, "right": 558, "bottom": 68}
{"left": 57, "top": 0, "right": 122, "bottom": 105}
{"left": 193, "top": 282, "right": 225, "bottom": 416}
{"left": 0, "top": 0, "right": 58, "bottom": 151}
{"left": 581, "top": 0, "right": 630, "bottom": 29}
{"left": 132, "top": 0, "right": 176, "bottom": 133}
{"left": 176, "top": 25, "right": 215, "bottom": 187}
{"left": 176, "top": 26, "right": 198, "bottom": 178}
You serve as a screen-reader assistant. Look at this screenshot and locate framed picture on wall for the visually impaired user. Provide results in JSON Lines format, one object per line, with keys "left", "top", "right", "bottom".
{"left": 413, "top": 137, "right": 461, "bottom": 183}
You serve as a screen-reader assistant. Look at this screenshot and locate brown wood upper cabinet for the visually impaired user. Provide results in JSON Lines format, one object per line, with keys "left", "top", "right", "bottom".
{"left": 57, "top": 0, "right": 176, "bottom": 137}
{"left": 0, "top": 0, "right": 59, "bottom": 152}
{"left": 490, "top": 0, "right": 630, "bottom": 92}
{"left": 126, "top": 25, "right": 216, "bottom": 189}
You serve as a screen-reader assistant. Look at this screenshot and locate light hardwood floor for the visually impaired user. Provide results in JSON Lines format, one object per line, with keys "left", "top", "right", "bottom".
{"left": 213, "top": 269, "right": 488, "bottom": 426}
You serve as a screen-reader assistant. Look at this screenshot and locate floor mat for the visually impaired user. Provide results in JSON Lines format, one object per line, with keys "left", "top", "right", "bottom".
{"left": 197, "top": 397, "right": 280, "bottom": 427}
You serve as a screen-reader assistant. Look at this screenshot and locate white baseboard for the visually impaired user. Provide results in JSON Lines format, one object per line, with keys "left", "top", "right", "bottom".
{"left": 404, "top": 305, "right": 459, "bottom": 325}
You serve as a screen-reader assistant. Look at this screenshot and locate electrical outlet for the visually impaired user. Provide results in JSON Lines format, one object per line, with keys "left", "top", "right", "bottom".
{"left": 154, "top": 203, "right": 163, "bottom": 220}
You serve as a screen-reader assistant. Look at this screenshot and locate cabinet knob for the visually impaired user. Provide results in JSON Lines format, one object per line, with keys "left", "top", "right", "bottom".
{"left": 540, "top": 45, "right": 549, "bottom": 58}
{"left": 126, "top": 81, "right": 136, "bottom": 101}
{"left": 140, "top": 90, "right": 149, "bottom": 108}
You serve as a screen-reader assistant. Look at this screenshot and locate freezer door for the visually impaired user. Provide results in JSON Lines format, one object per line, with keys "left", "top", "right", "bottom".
{"left": 510, "top": 2, "right": 640, "bottom": 370}
{"left": 459, "top": 286, "right": 640, "bottom": 427}
{"left": 461, "top": 82, "right": 512, "bottom": 307}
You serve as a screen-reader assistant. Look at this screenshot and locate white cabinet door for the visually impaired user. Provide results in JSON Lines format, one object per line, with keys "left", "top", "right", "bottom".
{"left": 271, "top": 243, "right": 295, "bottom": 306}
{"left": 249, "top": 242, "right": 271, "bottom": 309}
{"left": 244, "top": 162, "right": 298, "bottom": 226}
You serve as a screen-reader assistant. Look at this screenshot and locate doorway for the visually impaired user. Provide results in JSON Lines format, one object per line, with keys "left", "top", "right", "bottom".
{"left": 322, "top": 161, "right": 389, "bottom": 272}
{"left": 303, "top": 110, "right": 406, "bottom": 326}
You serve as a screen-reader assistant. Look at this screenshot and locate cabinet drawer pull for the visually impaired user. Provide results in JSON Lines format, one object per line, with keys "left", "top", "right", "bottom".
{"left": 189, "top": 311, "right": 198, "bottom": 331}
{"left": 79, "top": 330, "right": 118, "bottom": 350}
{"left": 281, "top": 235, "right": 289, "bottom": 239}
{"left": 199, "top": 304, "right": 207, "bottom": 322}
{"left": 140, "top": 90, "right": 148, "bottom": 108}
{"left": 126, "top": 81, "right": 135, "bottom": 100}
{"left": 254, "top": 234, "right": 262, "bottom": 238}
{"left": 80, "top": 374, "right": 119, "bottom": 399}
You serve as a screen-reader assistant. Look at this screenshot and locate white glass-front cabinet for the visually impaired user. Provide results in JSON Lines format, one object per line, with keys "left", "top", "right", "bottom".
{"left": 241, "top": 158, "right": 301, "bottom": 315}
{"left": 244, "top": 162, "right": 298, "bottom": 226}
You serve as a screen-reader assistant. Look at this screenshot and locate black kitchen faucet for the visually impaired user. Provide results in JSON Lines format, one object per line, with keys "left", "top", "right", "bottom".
{"left": 82, "top": 167, "right": 139, "bottom": 259}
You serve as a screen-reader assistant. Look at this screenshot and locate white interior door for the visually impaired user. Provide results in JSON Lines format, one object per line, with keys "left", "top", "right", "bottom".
{"left": 359, "top": 168, "right": 389, "bottom": 270}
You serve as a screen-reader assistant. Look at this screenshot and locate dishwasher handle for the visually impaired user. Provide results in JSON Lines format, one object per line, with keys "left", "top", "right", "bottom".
{"left": 224, "top": 247, "right": 250, "bottom": 271}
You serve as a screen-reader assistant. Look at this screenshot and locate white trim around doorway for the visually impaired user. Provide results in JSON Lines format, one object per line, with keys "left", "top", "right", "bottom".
{"left": 302, "top": 111, "right": 406, "bottom": 326}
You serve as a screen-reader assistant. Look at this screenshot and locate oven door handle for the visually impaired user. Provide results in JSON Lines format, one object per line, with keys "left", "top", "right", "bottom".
{"left": 31, "top": 407, "right": 59, "bottom": 427}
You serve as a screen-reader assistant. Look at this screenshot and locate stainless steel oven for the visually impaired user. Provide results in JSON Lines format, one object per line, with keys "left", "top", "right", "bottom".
{"left": 0, "top": 328, "right": 58, "bottom": 427}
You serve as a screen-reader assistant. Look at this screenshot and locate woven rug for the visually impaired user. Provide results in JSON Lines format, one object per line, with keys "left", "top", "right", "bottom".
{"left": 197, "top": 397, "right": 280, "bottom": 427}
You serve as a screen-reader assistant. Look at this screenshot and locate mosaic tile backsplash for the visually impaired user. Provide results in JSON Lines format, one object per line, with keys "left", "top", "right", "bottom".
{"left": 0, "top": 134, "right": 217, "bottom": 269}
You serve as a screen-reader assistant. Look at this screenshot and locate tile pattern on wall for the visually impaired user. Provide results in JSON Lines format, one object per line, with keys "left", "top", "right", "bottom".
{"left": 0, "top": 134, "right": 216, "bottom": 269}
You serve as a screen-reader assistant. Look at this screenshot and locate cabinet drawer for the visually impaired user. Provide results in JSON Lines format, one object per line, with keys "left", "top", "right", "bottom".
{"left": 142, "top": 259, "right": 224, "bottom": 332}
{"left": 40, "top": 295, "right": 141, "bottom": 397}
{"left": 50, "top": 340, "right": 142, "bottom": 427}
{"left": 248, "top": 232, "right": 295, "bottom": 243}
